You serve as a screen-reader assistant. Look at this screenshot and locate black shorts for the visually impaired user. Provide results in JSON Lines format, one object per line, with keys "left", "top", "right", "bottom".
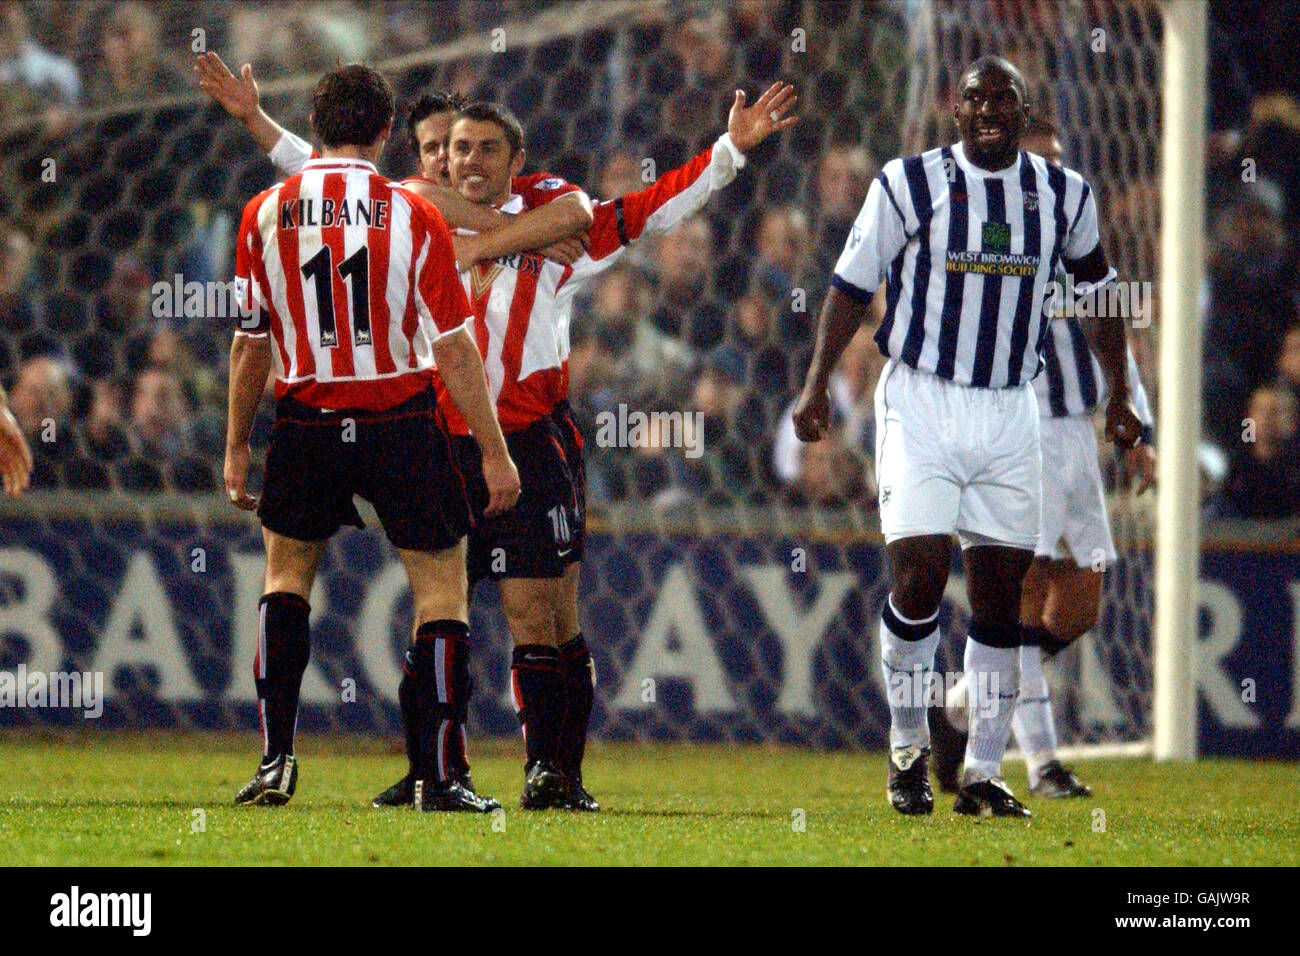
{"left": 461, "top": 413, "right": 583, "bottom": 583}
{"left": 259, "top": 389, "right": 470, "bottom": 552}
{"left": 550, "top": 400, "right": 586, "bottom": 561}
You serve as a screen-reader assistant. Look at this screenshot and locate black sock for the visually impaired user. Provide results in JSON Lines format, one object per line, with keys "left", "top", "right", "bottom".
{"left": 557, "top": 634, "right": 594, "bottom": 781}
{"left": 398, "top": 648, "right": 418, "bottom": 778}
{"left": 511, "top": 644, "right": 562, "bottom": 771}
{"left": 255, "top": 592, "right": 311, "bottom": 762}
{"left": 410, "top": 620, "right": 470, "bottom": 783}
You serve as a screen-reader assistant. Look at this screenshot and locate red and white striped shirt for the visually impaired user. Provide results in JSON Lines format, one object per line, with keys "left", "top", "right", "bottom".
{"left": 261, "top": 133, "right": 746, "bottom": 429}
{"left": 235, "top": 157, "right": 474, "bottom": 412}
{"left": 437, "top": 137, "right": 746, "bottom": 434}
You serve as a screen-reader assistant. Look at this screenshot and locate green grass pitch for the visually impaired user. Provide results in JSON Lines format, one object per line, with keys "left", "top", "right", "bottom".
{"left": 2, "top": 732, "right": 1296, "bottom": 866}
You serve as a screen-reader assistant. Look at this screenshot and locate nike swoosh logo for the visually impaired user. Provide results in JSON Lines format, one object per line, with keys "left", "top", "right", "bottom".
{"left": 557, "top": 548, "right": 573, "bottom": 557}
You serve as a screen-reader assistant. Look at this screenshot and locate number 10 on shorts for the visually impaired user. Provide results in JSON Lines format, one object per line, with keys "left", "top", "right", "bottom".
{"left": 548, "top": 505, "right": 572, "bottom": 545}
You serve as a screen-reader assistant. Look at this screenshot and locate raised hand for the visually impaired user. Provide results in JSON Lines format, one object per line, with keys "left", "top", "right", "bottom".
{"left": 728, "top": 82, "right": 799, "bottom": 154}
{"left": 195, "top": 51, "right": 260, "bottom": 122}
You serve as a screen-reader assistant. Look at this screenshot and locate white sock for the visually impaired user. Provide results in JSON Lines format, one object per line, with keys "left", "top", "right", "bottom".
{"left": 1012, "top": 643, "right": 1057, "bottom": 786}
{"left": 880, "top": 595, "right": 941, "bottom": 751}
{"left": 962, "top": 636, "right": 1020, "bottom": 784}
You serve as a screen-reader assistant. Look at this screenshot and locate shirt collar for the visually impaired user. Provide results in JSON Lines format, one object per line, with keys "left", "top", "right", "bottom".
{"left": 302, "top": 157, "right": 378, "bottom": 173}
{"left": 952, "top": 141, "right": 1023, "bottom": 181}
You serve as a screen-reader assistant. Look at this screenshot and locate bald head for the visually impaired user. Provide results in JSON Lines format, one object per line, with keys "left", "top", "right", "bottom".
{"left": 960, "top": 56, "right": 1027, "bottom": 102}
{"left": 953, "top": 55, "right": 1030, "bottom": 171}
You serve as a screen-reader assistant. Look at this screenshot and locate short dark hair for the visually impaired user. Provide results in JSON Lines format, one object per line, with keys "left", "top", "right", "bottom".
{"left": 453, "top": 101, "right": 525, "bottom": 156}
{"left": 311, "top": 64, "right": 395, "bottom": 149}
{"left": 960, "top": 55, "right": 1028, "bottom": 104}
{"left": 406, "top": 89, "right": 466, "bottom": 158}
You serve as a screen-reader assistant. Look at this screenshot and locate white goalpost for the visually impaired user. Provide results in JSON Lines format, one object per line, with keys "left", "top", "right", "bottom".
{"left": 1153, "top": 0, "right": 1207, "bottom": 761}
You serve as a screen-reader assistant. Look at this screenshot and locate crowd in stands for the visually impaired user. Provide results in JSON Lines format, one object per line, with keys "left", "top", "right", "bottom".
{"left": 0, "top": 0, "right": 1297, "bottom": 522}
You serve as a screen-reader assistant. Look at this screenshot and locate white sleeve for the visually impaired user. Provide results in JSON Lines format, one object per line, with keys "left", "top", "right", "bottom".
{"left": 1062, "top": 184, "right": 1101, "bottom": 261}
{"left": 832, "top": 165, "right": 909, "bottom": 302}
{"left": 268, "top": 129, "right": 314, "bottom": 176}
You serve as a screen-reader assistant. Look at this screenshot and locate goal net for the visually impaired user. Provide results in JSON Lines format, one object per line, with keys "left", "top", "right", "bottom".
{"left": 0, "top": 0, "right": 1160, "bottom": 754}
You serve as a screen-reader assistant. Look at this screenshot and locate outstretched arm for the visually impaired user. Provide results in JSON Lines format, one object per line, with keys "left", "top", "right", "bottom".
{"left": 575, "top": 81, "right": 800, "bottom": 276}
{"left": 195, "top": 52, "right": 287, "bottom": 155}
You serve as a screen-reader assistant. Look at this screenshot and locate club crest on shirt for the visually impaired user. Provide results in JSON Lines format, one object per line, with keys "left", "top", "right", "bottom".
{"left": 880, "top": 485, "right": 891, "bottom": 507}
{"left": 1024, "top": 190, "right": 1040, "bottom": 212}
{"left": 468, "top": 261, "right": 503, "bottom": 299}
{"left": 981, "top": 221, "right": 1011, "bottom": 250}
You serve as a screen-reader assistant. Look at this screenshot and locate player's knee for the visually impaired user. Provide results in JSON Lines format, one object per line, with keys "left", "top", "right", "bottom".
{"left": 413, "top": 597, "right": 467, "bottom": 628}
{"left": 890, "top": 570, "right": 944, "bottom": 621}
{"left": 504, "top": 588, "right": 558, "bottom": 646}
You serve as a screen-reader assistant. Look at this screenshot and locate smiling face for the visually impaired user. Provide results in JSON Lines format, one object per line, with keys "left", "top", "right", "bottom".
{"left": 954, "top": 65, "right": 1028, "bottom": 170}
{"left": 448, "top": 117, "right": 525, "bottom": 206}
{"left": 413, "top": 110, "right": 455, "bottom": 185}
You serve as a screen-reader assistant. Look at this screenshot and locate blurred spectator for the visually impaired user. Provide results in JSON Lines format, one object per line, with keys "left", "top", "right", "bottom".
{"left": 633, "top": 345, "right": 752, "bottom": 507}
{"left": 0, "top": 223, "right": 41, "bottom": 338}
{"left": 228, "top": 2, "right": 373, "bottom": 80}
{"left": 1206, "top": 385, "right": 1300, "bottom": 519}
{"left": 9, "top": 355, "right": 71, "bottom": 440}
{"left": 648, "top": 217, "right": 725, "bottom": 348}
{"left": 772, "top": 326, "right": 880, "bottom": 493}
{"left": 83, "top": 2, "right": 187, "bottom": 108}
{"left": 753, "top": 205, "right": 810, "bottom": 302}
{"left": 0, "top": 3, "right": 80, "bottom": 114}
{"left": 7, "top": 355, "right": 73, "bottom": 487}
{"left": 597, "top": 151, "right": 645, "bottom": 200}
{"left": 809, "top": 145, "right": 871, "bottom": 273}
{"left": 727, "top": 292, "right": 788, "bottom": 396}
{"left": 1202, "top": 181, "right": 1295, "bottom": 447}
{"left": 131, "top": 365, "right": 190, "bottom": 460}
{"left": 580, "top": 265, "right": 695, "bottom": 411}
{"left": 815, "top": 144, "right": 873, "bottom": 226}
{"left": 83, "top": 378, "right": 130, "bottom": 463}
{"left": 1274, "top": 323, "right": 1300, "bottom": 461}
{"left": 1276, "top": 323, "right": 1300, "bottom": 403}
{"left": 789, "top": 424, "right": 871, "bottom": 507}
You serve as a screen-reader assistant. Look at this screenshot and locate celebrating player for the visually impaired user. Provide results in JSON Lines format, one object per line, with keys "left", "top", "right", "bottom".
{"left": 195, "top": 52, "right": 587, "bottom": 263}
{"left": 930, "top": 118, "right": 1157, "bottom": 798}
{"left": 407, "top": 85, "right": 797, "bottom": 811}
{"left": 219, "top": 61, "right": 796, "bottom": 809}
{"left": 0, "top": 384, "right": 34, "bottom": 498}
{"left": 200, "top": 51, "right": 592, "bottom": 804}
{"left": 224, "top": 63, "right": 519, "bottom": 812}
{"left": 793, "top": 57, "right": 1142, "bottom": 817}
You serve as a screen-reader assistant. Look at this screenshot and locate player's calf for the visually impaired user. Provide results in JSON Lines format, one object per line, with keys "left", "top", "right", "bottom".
{"left": 556, "top": 632, "right": 599, "bottom": 811}
{"left": 408, "top": 619, "right": 501, "bottom": 812}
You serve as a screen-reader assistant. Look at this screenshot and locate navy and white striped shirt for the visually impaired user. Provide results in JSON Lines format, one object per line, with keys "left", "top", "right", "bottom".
{"left": 1034, "top": 317, "right": 1153, "bottom": 427}
{"left": 832, "top": 142, "right": 1109, "bottom": 389}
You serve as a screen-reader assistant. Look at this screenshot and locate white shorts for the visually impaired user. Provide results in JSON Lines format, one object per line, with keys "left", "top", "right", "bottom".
{"left": 1036, "top": 414, "right": 1116, "bottom": 567}
{"left": 874, "top": 360, "right": 1041, "bottom": 550}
